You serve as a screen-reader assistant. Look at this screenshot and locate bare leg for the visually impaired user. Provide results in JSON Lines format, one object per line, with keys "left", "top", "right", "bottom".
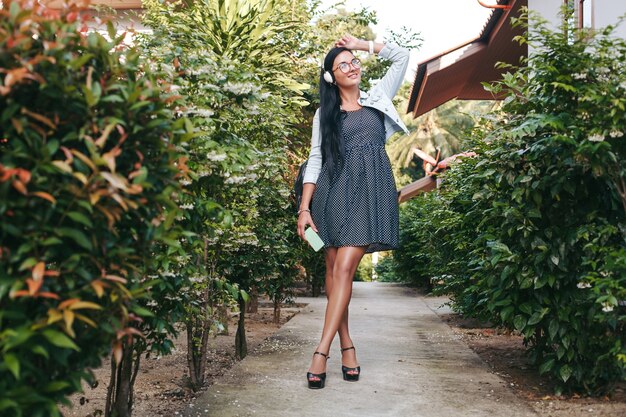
{"left": 323, "top": 248, "right": 358, "bottom": 370}
{"left": 308, "top": 246, "right": 366, "bottom": 375}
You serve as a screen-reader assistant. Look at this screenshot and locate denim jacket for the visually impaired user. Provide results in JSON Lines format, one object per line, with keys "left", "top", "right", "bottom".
{"left": 303, "top": 42, "right": 410, "bottom": 184}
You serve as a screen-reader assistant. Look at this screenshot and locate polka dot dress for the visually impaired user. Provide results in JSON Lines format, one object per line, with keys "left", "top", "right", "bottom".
{"left": 311, "top": 106, "right": 399, "bottom": 253}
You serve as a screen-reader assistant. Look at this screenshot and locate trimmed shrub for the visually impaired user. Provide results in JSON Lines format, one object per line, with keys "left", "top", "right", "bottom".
{"left": 395, "top": 14, "right": 626, "bottom": 394}
{"left": 0, "top": 1, "right": 184, "bottom": 415}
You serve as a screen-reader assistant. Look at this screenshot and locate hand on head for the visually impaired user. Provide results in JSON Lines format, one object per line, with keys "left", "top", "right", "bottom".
{"left": 335, "top": 34, "right": 360, "bottom": 50}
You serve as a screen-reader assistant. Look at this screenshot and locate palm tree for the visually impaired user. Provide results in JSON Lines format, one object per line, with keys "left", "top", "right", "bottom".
{"left": 387, "top": 89, "right": 495, "bottom": 185}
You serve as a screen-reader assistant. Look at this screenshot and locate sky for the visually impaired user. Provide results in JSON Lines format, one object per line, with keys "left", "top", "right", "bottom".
{"left": 319, "top": 0, "right": 494, "bottom": 80}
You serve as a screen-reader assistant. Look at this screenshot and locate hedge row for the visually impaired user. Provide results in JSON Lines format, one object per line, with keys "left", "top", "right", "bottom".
{"left": 388, "top": 15, "right": 626, "bottom": 394}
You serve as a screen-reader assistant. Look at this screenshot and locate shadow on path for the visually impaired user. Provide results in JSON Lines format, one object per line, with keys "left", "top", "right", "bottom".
{"left": 184, "top": 282, "right": 537, "bottom": 417}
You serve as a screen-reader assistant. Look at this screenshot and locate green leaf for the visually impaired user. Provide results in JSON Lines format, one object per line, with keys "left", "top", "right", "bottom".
{"left": 69, "top": 53, "right": 95, "bottom": 70}
{"left": 18, "top": 257, "right": 37, "bottom": 271}
{"left": 42, "top": 330, "right": 80, "bottom": 351}
{"left": 56, "top": 228, "right": 93, "bottom": 251}
{"left": 42, "top": 237, "right": 63, "bottom": 246}
{"left": 3, "top": 328, "right": 33, "bottom": 350}
{"left": 43, "top": 381, "right": 71, "bottom": 392}
{"left": 67, "top": 212, "right": 93, "bottom": 228}
{"left": 31, "top": 345, "right": 49, "bottom": 359}
{"left": 4, "top": 353, "right": 20, "bottom": 379}
{"left": 534, "top": 275, "right": 547, "bottom": 289}
{"left": 130, "top": 306, "right": 155, "bottom": 318}
{"left": 548, "top": 319, "right": 559, "bottom": 340}
{"left": 0, "top": 399, "right": 18, "bottom": 411}
{"left": 528, "top": 311, "right": 544, "bottom": 325}
{"left": 539, "top": 358, "right": 555, "bottom": 374}
{"left": 513, "top": 315, "right": 527, "bottom": 332}
{"left": 500, "top": 306, "right": 515, "bottom": 322}
{"left": 559, "top": 364, "right": 572, "bottom": 382}
{"left": 519, "top": 303, "right": 533, "bottom": 315}
{"left": 520, "top": 277, "right": 534, "bottom": 289}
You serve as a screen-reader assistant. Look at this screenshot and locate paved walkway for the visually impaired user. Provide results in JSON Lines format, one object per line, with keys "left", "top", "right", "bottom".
{"left": 184, "top": 282, "right": 537, "bottom": 417}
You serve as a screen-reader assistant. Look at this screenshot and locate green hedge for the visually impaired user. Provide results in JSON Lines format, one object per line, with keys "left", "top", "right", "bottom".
{"left": 0, "top": 2, "right": 183, "bottom": 415}
{"left": 393, "top": 14, "right": 626, "bottom": 394}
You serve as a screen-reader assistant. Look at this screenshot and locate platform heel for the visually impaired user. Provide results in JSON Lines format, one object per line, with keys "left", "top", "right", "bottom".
{"left": 340, "top": 346, "right": 360, "bottom": 382}
{"left": 306, "top": 351, "right": 329, "bottom": 389}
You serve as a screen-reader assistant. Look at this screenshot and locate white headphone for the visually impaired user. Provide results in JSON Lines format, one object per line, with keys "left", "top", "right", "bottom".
{"left": 323, "top": 69, "right": 334, "bottom": 84}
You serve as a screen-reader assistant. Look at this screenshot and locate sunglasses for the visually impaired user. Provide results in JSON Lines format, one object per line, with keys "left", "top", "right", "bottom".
{"left": 332, "top": 58, "right": 361, "bottom": 74}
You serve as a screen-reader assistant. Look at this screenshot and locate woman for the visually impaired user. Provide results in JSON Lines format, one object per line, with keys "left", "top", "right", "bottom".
{"left": 297, "top": 34, "right": 409, "bottom": 389}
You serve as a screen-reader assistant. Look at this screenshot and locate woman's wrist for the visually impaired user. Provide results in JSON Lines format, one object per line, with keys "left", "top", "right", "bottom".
{"left": 297, "top": 208, "right": 311, "bottom": 216}
{"left": 359, "top": 39, "right": 380, "bottom": 55}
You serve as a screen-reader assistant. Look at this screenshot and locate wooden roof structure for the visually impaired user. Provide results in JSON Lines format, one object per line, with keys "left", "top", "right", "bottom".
{"left": 397, "top": 176, "right": 436, "bottom": 204}
{"left": 400, "top": 0, "right": 528, "bottom": 203}
{"left": 407, "top": 0, "right": 527, "bottom": 118}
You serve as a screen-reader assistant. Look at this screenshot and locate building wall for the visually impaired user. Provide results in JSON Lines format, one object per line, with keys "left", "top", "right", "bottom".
{"left": 529, "top": 0, "right": 626, "bottom": 37}
{"left": 593, "top": 0, "right": 626, "bottom": 37}
{"left": 528, "top": 0, "right": 564, "bottom": 30}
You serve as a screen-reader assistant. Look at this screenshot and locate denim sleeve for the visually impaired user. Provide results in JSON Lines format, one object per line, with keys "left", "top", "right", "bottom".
{"left": 376, "top": 43, "right": 410, "bottom": 100}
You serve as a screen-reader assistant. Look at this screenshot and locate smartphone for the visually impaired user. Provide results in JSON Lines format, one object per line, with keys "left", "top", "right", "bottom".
{"left": 304, "top": 227, "right": 324, "bottom": 252}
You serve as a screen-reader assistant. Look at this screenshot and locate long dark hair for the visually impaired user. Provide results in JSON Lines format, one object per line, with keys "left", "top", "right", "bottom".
{"left": 320, "top": 47, "right": 350, "bottom": 180}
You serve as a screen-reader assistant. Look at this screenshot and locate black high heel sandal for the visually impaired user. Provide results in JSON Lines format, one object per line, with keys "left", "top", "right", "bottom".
{"left": 341, "top": 346, "right": 360, "bottom": 382}
{"left": 306, "top": 351, "right": 329, "bottom": 389}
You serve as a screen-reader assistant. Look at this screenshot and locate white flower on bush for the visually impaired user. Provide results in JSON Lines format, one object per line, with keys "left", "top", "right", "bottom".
{"left": 609, "top": 130, "right": 624, "bottom": 138}
{"left": 207, "top": 152, "right": 227, "bottom": 162}
{"left": 223, "top": 81, "right": 258, "bottom": 95}
{"left": 588, "top": 133, "right": 605, "bottom": 142}
{"left": 180, "top": 179, "right": 192, "bottom": 186}
{"left": 224, "top": 175, "right": 247, "bottom": 184}
{"left": 188, "top": 108, "right": 214, "bottom": 118}
{"left": 601, "top": 302, "right": 614, "bottom": 313}
{"left": 572, "top": 72, "right": 586, "bottom": 80}
{"left": 597, "top": 67, "right": 610, "bottom": 74}
{"left": 577, "top": 281, "right": 592, "bottom": 289}
{"left": 180, "top": 203, "right": 194, "bottom": 210}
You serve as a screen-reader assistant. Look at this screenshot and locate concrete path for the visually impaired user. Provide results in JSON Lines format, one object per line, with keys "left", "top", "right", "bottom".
{"left": 184, "top": 282, "right": 537, "bottom": 417}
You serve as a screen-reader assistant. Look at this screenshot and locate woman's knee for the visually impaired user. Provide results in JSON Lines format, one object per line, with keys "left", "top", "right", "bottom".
{"left": 332, "top": 264, "right": 355, "bottom": 283}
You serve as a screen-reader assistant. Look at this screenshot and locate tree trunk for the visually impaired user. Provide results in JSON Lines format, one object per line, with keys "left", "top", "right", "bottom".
{"left": 105, "top": 355, "right": 116, "bottom": 417}
{"left": 273, "top": 299, "right": 281, "bottom": 325}
{"left": 217, "top": 303, "right": 229, "bottom": 335}
{"left": 311, "top": 276, "right": 320, "bottom": 297}
{"left": 186, "top": 319, "right": 201, "bottom": 390}
{"left": 246, "top": 286, "right": 259, "bottom": 313}
{"left": 235, "top": 296, "right": 247, "bottom": 360}
{"left": 186, "top": 279, "right": 214, "bottom": 391}
{"left": 105, "top": 338, "right": 137, "bottom": 417}
{"left": 185, "top": 245, "right": 219, "bottom": 390}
